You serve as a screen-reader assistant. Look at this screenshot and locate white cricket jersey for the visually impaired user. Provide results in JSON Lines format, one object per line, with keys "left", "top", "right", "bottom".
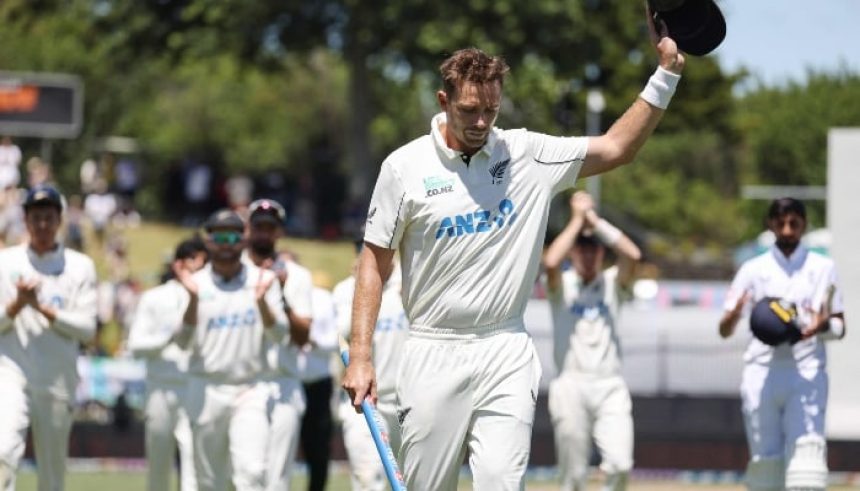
{"left": 0, "top": 244, "right": 97, "bottom": 398}
{"left": 364, "top": 112, "right": 587, "bottom": 333}
{"left": 548, "top": 266, "right": 625, "bottom": 377}
{"left": 334, "top": 272, "right": 409, "bottom": 395}
{"left": 127, "top": 280, "right": 191, "bottom": 385}
{"left": 724, "top": 245, "right": 843, "bottom": 369}
{"left": 240, "top": 252, "right": 313, "bottom": 376}
{"left": 271, "top": 259, "right": 313, "bottom": 376}
{"left": 294, "top": 286, "right": 338, "bottom": 382}
{"left": 186, "top": 263, "right": 287, "bottom": 383}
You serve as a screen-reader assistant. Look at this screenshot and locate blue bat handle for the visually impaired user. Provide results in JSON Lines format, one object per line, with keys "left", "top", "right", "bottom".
{"left": 340, "top": 349, "right": 407, "bottom": 491}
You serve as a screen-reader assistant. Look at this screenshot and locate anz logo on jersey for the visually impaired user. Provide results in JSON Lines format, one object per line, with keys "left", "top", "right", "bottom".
{"left": 435, "top": 198, "right": 518, "bottom": 240}
{"left": 206, "top": 308, "right": 257, "bottom": 330}
{"left": 570, "top": 301, "right": 609, "bottom": 321}
{"left": 376, "top": 312, "right": 407, "bottom": 332}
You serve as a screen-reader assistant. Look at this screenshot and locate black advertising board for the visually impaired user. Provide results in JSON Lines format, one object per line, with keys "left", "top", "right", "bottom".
{"left": 0, "top": 71, "right": 83, "bottom": 139}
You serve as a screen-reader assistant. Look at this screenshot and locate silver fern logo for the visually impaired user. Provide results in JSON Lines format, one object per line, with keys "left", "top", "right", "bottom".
{"left": 489, "top": 158, "right": 510, "bottom": 185}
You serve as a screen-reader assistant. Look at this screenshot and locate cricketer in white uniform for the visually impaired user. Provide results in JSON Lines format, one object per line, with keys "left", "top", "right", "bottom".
{"left": 543, "top": 191, "right": 641, "bottom": 491}
{"left": 0, "top": 186, "right": 97, "bottom": 491}
{"left": 242, "top": 199, "right": 310, "bottom": 491}
{"left": 343, "top": 43, "right": 684, "bottom": 490}
{"left": 127, "top": 238, "right": 208, "bottom": 491}
{"left": 336, "top": 249, "right": 409, "bottom": 491}
{"left": 173, "top": 209, "right": 288, "bottom": 491}
{"left": 720, "top": 198, "right": 846, "bottom": 491}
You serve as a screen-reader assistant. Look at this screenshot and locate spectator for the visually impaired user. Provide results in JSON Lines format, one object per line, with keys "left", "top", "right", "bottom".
{"left": 84, "top": 178, "right": 117, "bottom": 245}
{"left": 0, "top": 136, "right": 22, "bottom": 193}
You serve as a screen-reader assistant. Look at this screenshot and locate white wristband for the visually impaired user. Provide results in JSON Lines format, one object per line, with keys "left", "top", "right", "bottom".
{"left": 594, "top": 218, "right": 623, "bottom": 247}
{"left": 821, "top": 317, "right": 845, "bottom": 340}
{"left": 639, "top": 66, "right": 681, "bottom": 109}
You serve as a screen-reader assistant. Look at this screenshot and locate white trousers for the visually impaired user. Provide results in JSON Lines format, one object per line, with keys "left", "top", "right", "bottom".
{"left": 741, "top": 364, "right": 828, "bottom": 478}
{"left": 548, "top": 373, "right": 634, "bottom": 491}
{"left": 0, "top": 370, "right": 73, "bottom": 491}
{"left": 396, "top": 329, "right": 541, "bottom": 491}
{"left": 339, "top": 391, "right": 401, "bottom": 491}
{"left": 185, "top": 377, "right": 271, "bottom": 491}
{"left": 264, "top": 375, "right": 306, "bottom": 491}
{"left": 144, "top": 382, "right": 196, "bottom": 491}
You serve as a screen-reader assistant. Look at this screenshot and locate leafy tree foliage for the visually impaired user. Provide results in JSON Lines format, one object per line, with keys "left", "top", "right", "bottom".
{"left": 2, "top": 0, "right": 857, "bottom": 256}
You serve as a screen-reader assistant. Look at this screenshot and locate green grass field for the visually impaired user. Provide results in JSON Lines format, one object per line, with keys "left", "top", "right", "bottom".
{"left": 14, "top": 471, "right": 860, "bottom": 491}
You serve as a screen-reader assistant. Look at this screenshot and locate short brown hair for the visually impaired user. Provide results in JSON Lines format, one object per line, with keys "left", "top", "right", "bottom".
{"left": 439, "top": 48, "right": 510, "bottom": 98}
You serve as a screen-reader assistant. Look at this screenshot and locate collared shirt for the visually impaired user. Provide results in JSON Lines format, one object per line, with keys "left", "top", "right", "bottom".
{"left": 548, "top": 266, "right": 625, "bottom": 377}
{"left": 0, "top": 243, "right": 97, "bottom": 399}
{"left": 364, "top": 112, "right": 588, "bottom": 331}
{"left": 724, "top": 245, "right": 843, "bottom": 369}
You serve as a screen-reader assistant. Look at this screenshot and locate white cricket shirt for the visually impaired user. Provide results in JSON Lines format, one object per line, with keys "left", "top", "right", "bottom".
{"left": 186, "top": 263, "right": 287, "bottom": 383}
{"left": 294, "top": 286, "right": 338, "bottom": 383}
{"left": 271, "top": 259, "right": 314, "bottom": 377}
{"left": 127, "top": 280, "right": 191, "bottom": 385}
{"left": 724, "top": 245, "right": 843, "bottom": 369}
{"left": 548, "top": 266, "right": 625, "bottom": 377}
{"left": 0, "top": 244, "right": 97, "bottom": 399}
{"left": 364, "top": 112, "right": 587, "bottom": 333}
{"left": 334, "top": 271, "right": 408, "bottom": 395}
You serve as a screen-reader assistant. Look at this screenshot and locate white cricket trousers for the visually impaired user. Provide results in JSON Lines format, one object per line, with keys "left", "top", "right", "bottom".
{"left": 548, "top": 373, "right": 634, "bottom": 491}
{"left": 397, "top": 326, "right": 541, "bottom": 491}
{"left": 264, "top": 375, "right": 306, "bottom": 491}
{"left": 144, "top": 381, "right": 196, "bottom": 491}
{"left": 340, "top": 391, "right": 401, "bottom": 491}
{"left": 185, "top": 376, "right": 270, "bottom": 491}
{"left": 0, "top": 370, "right": 72, "bottom": 491}
{"left": 741, "top": 363, "right": 828, "bottom": 486}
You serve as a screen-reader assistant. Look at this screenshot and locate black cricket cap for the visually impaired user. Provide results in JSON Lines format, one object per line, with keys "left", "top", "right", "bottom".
{"left": 648, "top": 0, "right": 726, "bottom": 56}
{"left": 23, "top": 185, "right": 63, "bottom": 212}
{"left": 203, "top": 209, "right": 245, "bottom": 232}
{"left": 248, "top": 199, "right": 286, "bottom": 226}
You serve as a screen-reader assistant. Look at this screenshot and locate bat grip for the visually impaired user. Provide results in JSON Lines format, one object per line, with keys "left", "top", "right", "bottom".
{"left": 340, "top": 349, "right": 407, "bottom": 491}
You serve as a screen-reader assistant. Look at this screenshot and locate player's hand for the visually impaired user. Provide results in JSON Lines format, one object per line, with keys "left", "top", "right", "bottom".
{"left": 342, "top": 357, "right": 378, "bottom": 411}
{"left": 800, "top": 302, "right": 830, "bottom": 340}
{"left": 172, "top": 260, "right": 199, "bottom": 296}
{"left": 261, "top": 257, "right": 289, "bottom": 286}
{"left": 16, "top": 277, "right": 40, "bottom": 307}
{"left": 255, "top": 268, "right": 276, "bottom": 302}
{"left": 570, "top": 191, "right": 594, "bottom": 219}
{"left": 646, "top": 2, "right": 686, "bottom": 74}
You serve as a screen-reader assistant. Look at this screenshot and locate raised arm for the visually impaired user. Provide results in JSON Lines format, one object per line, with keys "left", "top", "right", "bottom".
{"left": 581, "top": 28, "right": 685, "bottom": 177}
{"left": 583, "top": 209, "right": 641, "bottom": 288}
{"left": 341, "top": 243, "right": 395, "bottom": 409}
{"left": 543, "top": 192, "right": 591, "bottom": 291}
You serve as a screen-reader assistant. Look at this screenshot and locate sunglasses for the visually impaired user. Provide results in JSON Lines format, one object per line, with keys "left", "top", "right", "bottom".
{"left": 210, "top": 231, "right": 243, "bottom": 245}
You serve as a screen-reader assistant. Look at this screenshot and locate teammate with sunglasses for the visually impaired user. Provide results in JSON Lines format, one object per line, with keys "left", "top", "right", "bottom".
{"left": 173, "top": 209, "right": 288, "bottom": 491}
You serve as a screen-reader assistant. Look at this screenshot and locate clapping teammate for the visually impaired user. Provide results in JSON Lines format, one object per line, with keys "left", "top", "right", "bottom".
{"left": 128, "top": 237, "right": 208, "bottom": 491}
{"left": 173, "top": 209, "right": 287, "bottom": 491}
{"left": 0, "top": 186, "right": 97, "bottom": 491}
{"left": 542, "top": 191, "right": 641, "bottom": 491}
